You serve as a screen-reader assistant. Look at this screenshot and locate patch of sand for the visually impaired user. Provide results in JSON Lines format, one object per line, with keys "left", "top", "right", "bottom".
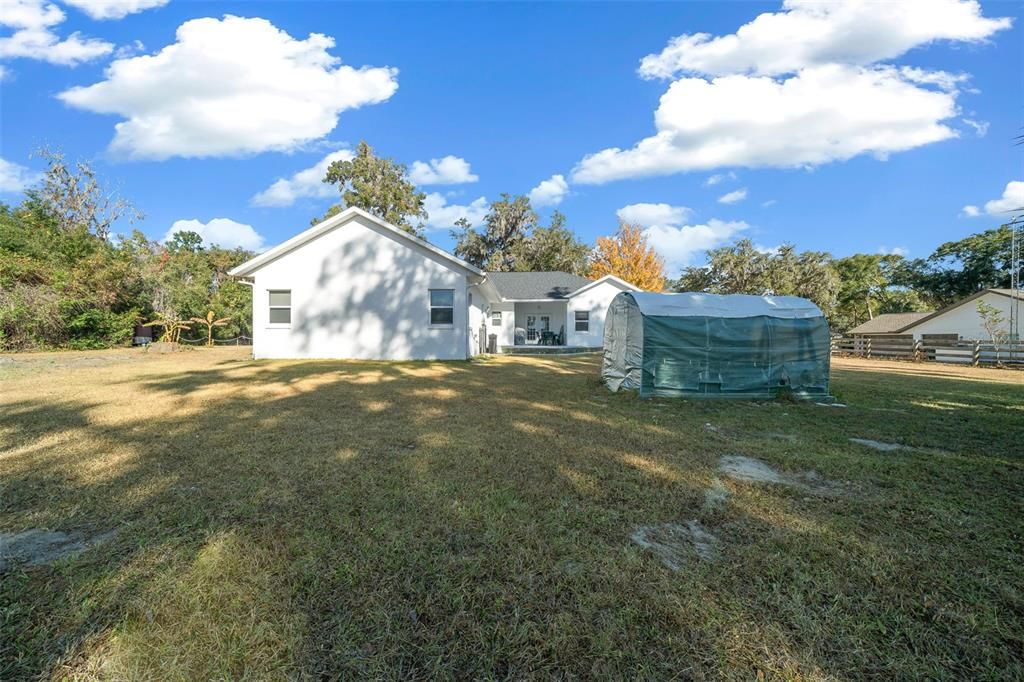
{"left": 718, "top": 455, "right": 839, "bottom": 496}
{"left": 849, "top": 438, "right": 912, "bottom": 452}
{"left": 0, "top": 528, "right": 115, "bottom": 571}
{"left": 719, "top": 455, "right": 785, "bottom": 485}
{"left": 703, "top": 478, "right": 729, "bottom": 510}
{"left": 631, "top": 520, "right": 719, "bottom": 570}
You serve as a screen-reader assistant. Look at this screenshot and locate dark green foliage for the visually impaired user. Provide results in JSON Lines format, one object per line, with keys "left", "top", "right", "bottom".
{"left": 512, "top": 211, "right": 590, "bottom": 275}
{"left": 672, "top": 239, "right": 840, "bottom": 318}
{"left": 453, "top": 200, "right": 589, "bottom": 274}
{"left": 319, "top": 141, "right": 427, "bottom": 235}
{"left": 453, "top": 193, "right": 537, "bottom": 270}
{"left": 0, "top": 201, "right": 252, "bottom": 351}
{"left": 831, "top": 254, "right": 929, "bottom": 331}
{"left": 897, "top": 225, "right": 1019, "bottom": 307}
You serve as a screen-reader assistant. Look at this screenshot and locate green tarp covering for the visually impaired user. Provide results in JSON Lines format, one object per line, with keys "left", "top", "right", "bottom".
{"left": 602, "top": 292, "right": 831, "bottom": 399}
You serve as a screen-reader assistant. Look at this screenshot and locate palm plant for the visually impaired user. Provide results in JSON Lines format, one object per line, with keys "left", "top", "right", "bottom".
{"left": 190, "top": 311, "right": 232, "bottom": 346}
{"left": 142, "top": 311, "right": 190, "bottom": 343}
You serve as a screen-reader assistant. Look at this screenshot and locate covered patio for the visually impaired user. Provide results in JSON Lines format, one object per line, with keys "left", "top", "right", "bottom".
{"left": 513, "top": 301, "right": 568, "bottom": 345}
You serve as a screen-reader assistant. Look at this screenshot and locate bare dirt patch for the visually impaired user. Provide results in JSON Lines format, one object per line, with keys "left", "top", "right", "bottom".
{"left": 849, "top": 438, "right": 913, "bottom": 453}
{"left": 703, "top": 478, "right": 730, "bottom": 511}
{"left": 0, "top": 528, "right": 115, "bottom": 571}
{"left": 719, "top": 455, "right": 840, "bottom": 496}
{"left": 631, "top": 520, "right": 720, "bottom": 569}
{"left": 719, "top": 455, "right": 785, "bottom": 485}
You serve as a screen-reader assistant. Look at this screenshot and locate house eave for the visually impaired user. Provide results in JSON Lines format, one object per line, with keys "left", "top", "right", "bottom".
{"left": 896, "top": 288, "right": 1019, "bottom": 333}
{"left": 228, "top": 206, "right": 483, "bottom": 278}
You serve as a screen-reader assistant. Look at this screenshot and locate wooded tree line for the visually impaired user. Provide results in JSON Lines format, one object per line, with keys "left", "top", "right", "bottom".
{"left": 1, "top": 142, "right": 1017, "bottom": 351}
{"left": 671, "top": 225, "right": 1019, "bottom": 331}
{"left": 0, "top": 151, "right": 253, "bottom": 351}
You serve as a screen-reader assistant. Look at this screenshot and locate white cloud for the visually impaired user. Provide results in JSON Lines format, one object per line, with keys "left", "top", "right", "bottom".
{"left": 617, "top": 202, "right": 693, "bottom": 228}
{"left": 0, "top": 0, "right": 113, "bottom": 66}
{"left": 0, "top": 157, "right": 42, "bottom": 193}
{"left": 638, "top": 0, "right": 1012, "bottom": 79}
{"left": 58, "top": 15, "right": 399, "bottom": 160}
{"left": 963, "top": 118, "right": 989, "bottom": 137}
{"left": 572, "top": 65, "right": 960, "bottom": 184}
{"left": 961, "top": 204, "right": 980, "bottom": 217}
{"left": 878, "top": 245, "right": 909, "bottom": 256}
{"left": 761, "top": 199, "right": 777, "bottom": 208}
{"left": 981, "top": 181, "right": 1024, "bottom": 216}
{"left": 527, "top": 174, "right": 569, "bottom": 207}
{"left": 423, "top": 192, "right": 489, "bottom": 230}
{"left": 62, "top": 0, "right": 169, "bottom": 20}
{"left": 704, "top": 171, "right": 736, "bottom": 186}
{"left": 251, "top": 149, "right": 354, "bottom": 207}
{"left": 408, "top": 156, "right": 478, "bottom": 185}
{"left": 718, "top": 188, "right": 748, "bottom": 204}
{"left": 898, "top": 66, "right": 969, "bottom": 92}
{"left": 574, "top": 1, "right": 1010, "bottom": 185}
{"left": 617, "top": 202, "right": 744, "bottom": 273}
{"left": 0, "top": 0, "right": 64, "bottom": 29}
{"left": 113, "top": 39, "right": 146, "bottom": 59}
{"left": 645, "top": 219, "right": 749, "bottom": 274}
{"left": 163, "top": 218, "right": 266, "bottom": 251}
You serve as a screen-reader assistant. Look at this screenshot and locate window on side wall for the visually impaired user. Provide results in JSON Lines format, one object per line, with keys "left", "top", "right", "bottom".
{"left": 268, "top": 290, "right": 291, "bottom": 324}
{"left": 491, "top": 311, "right": 502, "bottom": 326}
{"left": 429, "top": 289, "right": 455, "bottom": 326}
{"left": 574, "top": 310, "right": 589, "bottom": 332}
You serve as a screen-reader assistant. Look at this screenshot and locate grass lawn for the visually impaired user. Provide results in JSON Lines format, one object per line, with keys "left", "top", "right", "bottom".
{"left": 1, "top": 348, "right": 1022, "bottom": 679}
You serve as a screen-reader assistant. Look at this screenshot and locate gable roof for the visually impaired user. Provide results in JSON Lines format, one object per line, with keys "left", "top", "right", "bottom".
{"left": 847, "top": 288, "right": 1024, "bottom": 335}
{"left": 568, "top": 274, "right": 641, "bottom": 298}
{"left": 485, "top": 271, "right": 593, "bottom": 300}
{"left": 847, "top": 312, "right": 932, "bottom": 335}
{"left": 228, "top": 206, "right": 483, "bottom": 278}
{"left": 897, "top": 287, "right": 1023, "bottom": 332}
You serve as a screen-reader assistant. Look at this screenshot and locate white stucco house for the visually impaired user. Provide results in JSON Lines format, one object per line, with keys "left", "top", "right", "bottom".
{"left": 228, "top": 207, "right": 640, "bottom": 360}
{"left": 847, "top": 288, "right": 1022, "bottom": 340}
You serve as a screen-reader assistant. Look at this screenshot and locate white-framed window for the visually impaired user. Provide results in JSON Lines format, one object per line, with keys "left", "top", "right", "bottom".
{"left": 429, "top": 289, "right": 454, "bottom": 326}
{"left": 268, "top": 290, "right": 291, "bottom": 325}
{"left": 574, "top": 310, "right": 590, "bottom": 332}
{"left": 491, "top": 311, "right": 502, "bottom": 326}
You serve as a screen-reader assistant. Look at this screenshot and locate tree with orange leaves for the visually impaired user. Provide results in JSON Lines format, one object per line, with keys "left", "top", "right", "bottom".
{"left": 588, "top": 220, "right": 666, "bottom": 291}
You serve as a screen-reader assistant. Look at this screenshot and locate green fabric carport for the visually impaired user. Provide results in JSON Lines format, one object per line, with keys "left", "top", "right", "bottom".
{"left": 602, "top": 292, "right": 831, "bottom": 399}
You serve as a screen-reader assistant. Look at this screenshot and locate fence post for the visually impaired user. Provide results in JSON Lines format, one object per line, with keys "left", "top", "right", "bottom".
{"left": 973, "top": 339, "right": 980, "bottom": 366}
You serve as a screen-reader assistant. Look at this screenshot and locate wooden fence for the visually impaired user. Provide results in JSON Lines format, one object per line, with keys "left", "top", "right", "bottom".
{"left": 831, "top": 334, "right": 1024, "bottom": 366}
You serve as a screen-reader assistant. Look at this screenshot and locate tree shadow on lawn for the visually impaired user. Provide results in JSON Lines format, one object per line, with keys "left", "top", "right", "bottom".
{"left": 1, "top": 355, "right": 1022, "bottom": 678}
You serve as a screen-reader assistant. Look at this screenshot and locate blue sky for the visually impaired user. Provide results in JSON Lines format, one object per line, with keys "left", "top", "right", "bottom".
{"left": 1, "top": 0, "right": 1021, "bottom": 276}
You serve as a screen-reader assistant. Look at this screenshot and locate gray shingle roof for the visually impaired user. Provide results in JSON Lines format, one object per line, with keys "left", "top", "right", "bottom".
{"left": 847, "top": 312, "right": 932, "bottom": 335}
{"left": 486, "top": 271, "right": 593, "bottom": 300}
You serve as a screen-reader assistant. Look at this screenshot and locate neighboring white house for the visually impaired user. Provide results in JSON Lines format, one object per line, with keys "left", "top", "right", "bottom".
{"left": 229, "top": 207, "right": 640, "bottom": 360}
{"left": 847, "top": 288, "right": 1022, "bottom": 341}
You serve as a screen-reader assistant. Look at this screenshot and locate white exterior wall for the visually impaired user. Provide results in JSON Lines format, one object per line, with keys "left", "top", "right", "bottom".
{"left": 908, "top": 292, "right": 1019, "bottom": 341}
{"left": 468, "top": 284, "right": 499, "bottom": 355}
{"left": 566, "top": 280, "right": 634, "bottom": 347}
{"left": 487, "top": 301, "right": 515, "bottom": 350}
{"left": 251, "top": 214, "right": 470, "bottom": 360}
